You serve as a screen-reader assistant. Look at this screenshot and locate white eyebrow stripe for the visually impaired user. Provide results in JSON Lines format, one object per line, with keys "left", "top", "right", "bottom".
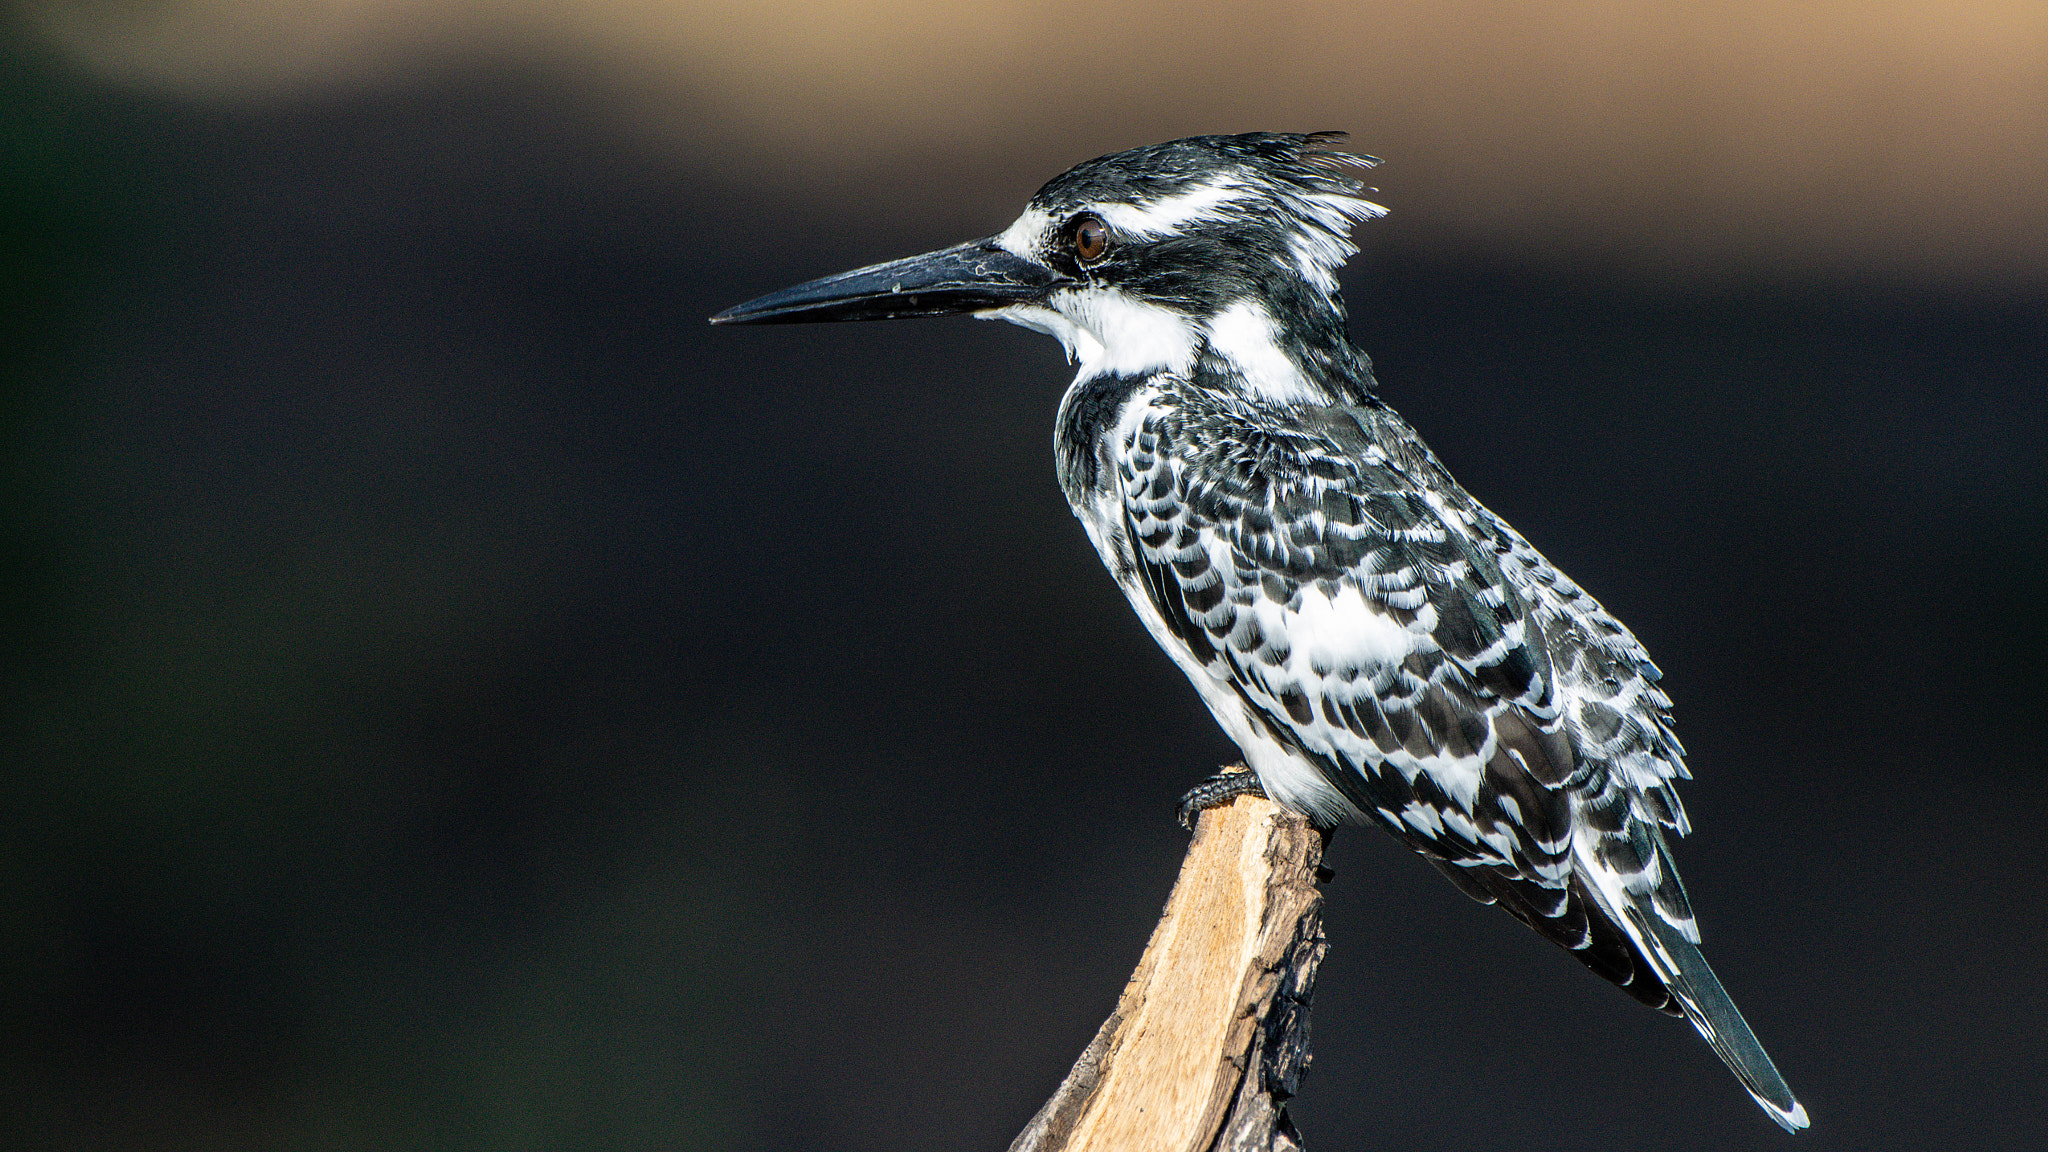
{"left": 1090, "top": 176, "right": 1250, "bottom": 238}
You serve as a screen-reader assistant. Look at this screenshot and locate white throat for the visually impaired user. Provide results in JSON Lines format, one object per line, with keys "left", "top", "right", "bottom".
{"left": 981, "top": 291, "right": 1323, "bottom": 405}
{"left": 980, "top": 287, "right": 1197, "bottom": 382}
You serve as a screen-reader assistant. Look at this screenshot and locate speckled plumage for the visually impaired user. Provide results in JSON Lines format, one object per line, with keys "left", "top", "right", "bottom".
{"left": 1069, "top": 373, "right": 1694, "bottom": 1001}
{"left": 714, "top": 132, "right": 1806, "bottom": 1131}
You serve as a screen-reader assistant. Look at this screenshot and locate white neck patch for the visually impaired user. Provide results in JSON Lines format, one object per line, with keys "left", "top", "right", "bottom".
{"left": 1204, "top": 299, "right": 1321, "bottom": 405}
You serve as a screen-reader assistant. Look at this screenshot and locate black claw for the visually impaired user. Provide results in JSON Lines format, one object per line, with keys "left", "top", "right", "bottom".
{"left": 1176, "top": 764, "right": 1267, "bottom": 829}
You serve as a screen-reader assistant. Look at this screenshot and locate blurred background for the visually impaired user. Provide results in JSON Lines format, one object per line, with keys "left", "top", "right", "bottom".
{"left": 3, "top": 2, "right": 2044, "bottom": 1150}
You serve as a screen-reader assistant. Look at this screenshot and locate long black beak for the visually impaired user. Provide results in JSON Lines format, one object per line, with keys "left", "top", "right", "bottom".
{"left": 710, "top": 238, "right": 1056, "bottom": 325}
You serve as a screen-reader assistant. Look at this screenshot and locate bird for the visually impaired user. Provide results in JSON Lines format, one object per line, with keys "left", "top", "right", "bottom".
{"left": 712, "top": 132, "right": 1807, "bottom": 1132}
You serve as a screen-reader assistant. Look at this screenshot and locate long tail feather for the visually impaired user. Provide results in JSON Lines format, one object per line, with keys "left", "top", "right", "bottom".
{"left": 1621, "top": 901, "right": 1808, "bottom": 1131}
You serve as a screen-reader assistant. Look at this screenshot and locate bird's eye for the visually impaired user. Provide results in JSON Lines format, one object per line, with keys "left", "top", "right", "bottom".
{"left": 1070, "top": 214, "right": 1110, "bottom": 264}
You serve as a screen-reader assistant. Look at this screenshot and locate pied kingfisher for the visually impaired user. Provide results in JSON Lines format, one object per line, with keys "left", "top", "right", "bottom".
{"left": 713, "top": 132, "right": 1806, "bottom": 1131}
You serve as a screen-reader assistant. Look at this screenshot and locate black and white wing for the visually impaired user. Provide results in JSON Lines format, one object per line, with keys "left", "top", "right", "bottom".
{"left": 1118, "top": 392, "right": 1634, "bottom": 968}
{"left": 1111, "top": 389, "right": 1807, "bottom": 1129}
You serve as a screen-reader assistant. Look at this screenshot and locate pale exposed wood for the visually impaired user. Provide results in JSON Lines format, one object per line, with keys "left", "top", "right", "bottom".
{"left": 1010, "top": 787, "right": 1329, "bottom": 1152}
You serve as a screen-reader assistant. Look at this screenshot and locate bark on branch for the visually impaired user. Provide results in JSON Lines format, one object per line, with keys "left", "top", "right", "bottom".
{"left": 1009, "top": 788, "right": 1330, "bottom": 1152}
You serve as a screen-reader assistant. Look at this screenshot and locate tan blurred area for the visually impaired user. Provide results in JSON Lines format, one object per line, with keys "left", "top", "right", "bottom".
{"left": 23, "top": 0, "right": 2048, "bottom": 280}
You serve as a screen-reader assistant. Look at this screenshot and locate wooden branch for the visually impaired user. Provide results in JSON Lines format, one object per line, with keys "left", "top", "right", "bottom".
{"left": 1010, "top": 786, "right": 1330, "bottom": 1152}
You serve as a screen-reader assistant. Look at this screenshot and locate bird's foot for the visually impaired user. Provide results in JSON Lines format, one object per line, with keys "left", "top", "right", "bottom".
{"left": 1176, "top": 764, "right": 1266, "bottom": 829}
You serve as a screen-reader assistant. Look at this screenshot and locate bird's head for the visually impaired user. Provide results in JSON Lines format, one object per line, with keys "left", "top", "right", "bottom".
{"left": 713, "top": 133, "right": 1386, "bottom": 404}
